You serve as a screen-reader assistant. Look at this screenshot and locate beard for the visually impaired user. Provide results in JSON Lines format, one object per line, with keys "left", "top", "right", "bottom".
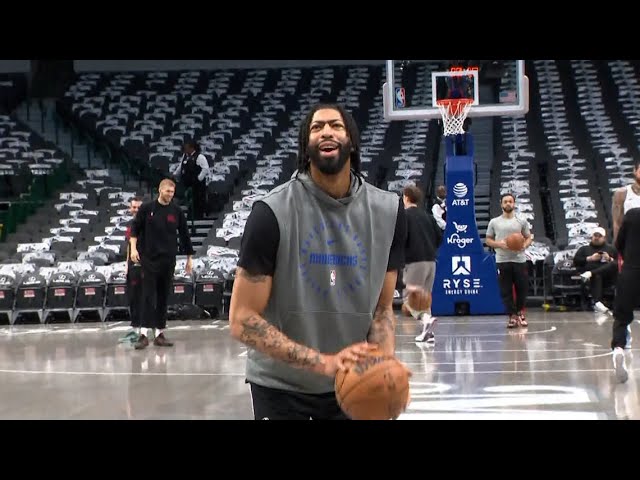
{"left": 502, "top": 206, "right": 514, "bottom": 213}
{"left": 307, "top": 139, "right": 352, "bottom": 175}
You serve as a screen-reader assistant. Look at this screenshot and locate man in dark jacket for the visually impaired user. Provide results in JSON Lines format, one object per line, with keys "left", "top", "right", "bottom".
{"left": 573, "top": 226, "right": 618, "bottom": 314}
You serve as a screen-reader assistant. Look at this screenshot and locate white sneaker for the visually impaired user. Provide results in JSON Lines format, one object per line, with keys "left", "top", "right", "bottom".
{"left": 581, "top": 271, "right": 593, "bottom": 281}
{"left": 594, "top": 301, "right": 610, "bottom": 314}
{"left": 613, "top": 347, "right": 629, "bottom": 383}
{"left": 415, "top": 314, "right": 437, "bottom": 343}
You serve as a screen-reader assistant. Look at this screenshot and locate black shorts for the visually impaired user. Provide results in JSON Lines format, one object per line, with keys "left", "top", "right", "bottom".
{"left": 248, "top": 382, "right": 350, "bottom": 420}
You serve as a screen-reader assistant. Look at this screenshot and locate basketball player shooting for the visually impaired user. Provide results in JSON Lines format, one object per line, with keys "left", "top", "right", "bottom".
{"left": 229, "top": 103, "right": 410, "bottom": 420}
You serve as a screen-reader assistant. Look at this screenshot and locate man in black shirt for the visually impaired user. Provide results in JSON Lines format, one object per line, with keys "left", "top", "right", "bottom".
{"left": 401, "top": 185, "right": 442, "bottom": 344}
{"left": 130, "top": 178, "right": 195, "bottom": 350}
{"left": 573, "top": 227, "right": 618, "bottom": 314}
{"left": 611, "top": 207, "right": 640, "bottom": 383}
{"left": 118, "top": 196, "right": 144, "bottom": 344}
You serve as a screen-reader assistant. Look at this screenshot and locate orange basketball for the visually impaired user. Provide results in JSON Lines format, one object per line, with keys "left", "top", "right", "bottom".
{"left": 505, "top": 232, "right": 525, "bottom": 251}
{"left": 335, "top": 349, "right": 411, "bottom": 420}
{"left": 407, "top": 290, "right": 432, "bottom": 312}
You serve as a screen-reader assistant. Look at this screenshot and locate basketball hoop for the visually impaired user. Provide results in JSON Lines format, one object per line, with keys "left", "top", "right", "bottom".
{"left": 436, "top": 98, "right": 474, "bottom": 136}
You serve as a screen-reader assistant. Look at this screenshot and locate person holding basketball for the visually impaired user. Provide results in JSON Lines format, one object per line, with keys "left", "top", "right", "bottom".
{"left": 229, "top": 103, "right": 409, "bottom": 420}
{"left": 485, "top": 193, "right": 533, "bottom": 328}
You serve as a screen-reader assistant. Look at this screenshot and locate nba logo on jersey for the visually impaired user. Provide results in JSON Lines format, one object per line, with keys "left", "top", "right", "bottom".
{"left": 395, "top": 87, "right": 406, "bottom": 108}
{"left": 330, "top": 270, "right": 336, "bottom": 286}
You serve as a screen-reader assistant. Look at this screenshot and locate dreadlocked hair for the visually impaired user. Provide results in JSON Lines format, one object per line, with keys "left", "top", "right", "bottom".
{"left": 296, "top": 103, "right": 361, "bottom": 174}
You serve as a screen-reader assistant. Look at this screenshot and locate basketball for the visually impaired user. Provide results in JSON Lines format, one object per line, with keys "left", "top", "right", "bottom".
{"left": 505, "top": 232, "right": 525, "bottom": 251}
{"left": 407, "top": 290, "right": 432, "bottom": 312}
{"left": 335, "top": 349, "right": 411, "bottom": 420}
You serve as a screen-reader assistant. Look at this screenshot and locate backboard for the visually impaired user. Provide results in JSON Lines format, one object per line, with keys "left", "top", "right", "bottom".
{"left": 383, "top": 60, "right": 529, "bottom": 121}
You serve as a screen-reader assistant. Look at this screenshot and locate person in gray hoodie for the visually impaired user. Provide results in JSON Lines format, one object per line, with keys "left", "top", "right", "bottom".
{"left": 229, "top": 103, "right": 409, "bottom": 420}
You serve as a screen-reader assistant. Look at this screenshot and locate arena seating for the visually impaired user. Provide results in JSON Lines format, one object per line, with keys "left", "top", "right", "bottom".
{"left": 4, "top": 60, "right": 640, "bottom": 318}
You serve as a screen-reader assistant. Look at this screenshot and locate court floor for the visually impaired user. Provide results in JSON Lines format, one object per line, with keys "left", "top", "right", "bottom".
{"left": 0, "top": 310, "right": 636, "bottom": 420}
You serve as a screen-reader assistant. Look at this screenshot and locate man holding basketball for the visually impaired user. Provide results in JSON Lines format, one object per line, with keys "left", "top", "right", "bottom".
{"left": 485, "top": 193, "right": 533, "bottom": 328}
{"left": 229, "top": 103, "right": 409, "bottom": 420}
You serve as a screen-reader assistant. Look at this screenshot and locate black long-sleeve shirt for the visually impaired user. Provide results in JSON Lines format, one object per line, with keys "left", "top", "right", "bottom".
{"left": 130, "top": 199, "right": 195, "bottom": 269}
{"left": 616, "top": 207, "right": 640, "bottom": 268}
{"left": 573, "top": 242, "right": 618, "bottom": 272}
{"left": 404, "top": 206, "right": 442, "bottom": 263}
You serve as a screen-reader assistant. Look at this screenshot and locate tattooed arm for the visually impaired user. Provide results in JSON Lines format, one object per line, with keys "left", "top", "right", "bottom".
{"left": 229, "top": 267, "right": 328, "bottom": 375}
{"left": 230, "top": 202, "right": 374, "bottom": 377}
{"left": 612, "top": 187, "right": 626, "bottom": 243}
{"left": 367, "top": 270, "right": 398, "bottom": 356}
{"left": 229, "top": 268, "right": 374, "bottom": 376}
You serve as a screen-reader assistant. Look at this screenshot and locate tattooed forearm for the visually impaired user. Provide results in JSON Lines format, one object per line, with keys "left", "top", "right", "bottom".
{"left": 237, "top": 269, "right": 268, "bottom": 284}
{"left": 613, "top": 189, "right": 625, "bottom": 241}
{"left": 368, "top": 305, "right": 396, "bottom": 354}
{"left": 239, "top": 314, "right": 325, "bottom": 373}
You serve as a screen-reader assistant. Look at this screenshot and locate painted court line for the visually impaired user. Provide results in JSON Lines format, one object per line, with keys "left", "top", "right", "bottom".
{"left": 403, "top": 351, "right": 612, "bottom": 366}
{"left": 397, "top": 326, "right": 557, "bottom": 338}
{"left": 0, "top": 368, "right": 245, "bottom": 376}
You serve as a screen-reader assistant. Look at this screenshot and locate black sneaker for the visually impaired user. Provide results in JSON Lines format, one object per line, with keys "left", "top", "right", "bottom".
{"left": 153, "top": 333, "right": 174, "bottom": 347}
{"left": 134, "top": 334, "right": 149, "bottom": 350}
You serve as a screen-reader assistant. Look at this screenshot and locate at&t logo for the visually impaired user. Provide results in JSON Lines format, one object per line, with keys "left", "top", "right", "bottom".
{"left": 451, "top": 182, "right": 470, "bottom": 206}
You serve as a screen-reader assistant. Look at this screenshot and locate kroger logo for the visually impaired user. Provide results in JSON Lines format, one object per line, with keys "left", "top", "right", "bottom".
{"left": 447, "top": 234, "right": 474, "bottom": 249}
{"left": 453, "top": 183, "right": 468, "bottom": 198}
{"left": 453, "top": 222, "right": 468, "bottom": 233}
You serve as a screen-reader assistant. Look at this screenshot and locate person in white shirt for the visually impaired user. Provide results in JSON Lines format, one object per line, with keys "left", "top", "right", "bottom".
{"left": 431, "top": 184, "right": 446, "bottom": 230}
{"left": 175, "top": 139, "right": 209, "bottom": 219}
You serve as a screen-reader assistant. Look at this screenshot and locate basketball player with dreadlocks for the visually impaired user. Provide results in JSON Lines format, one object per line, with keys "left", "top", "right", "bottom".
{"left": 610, "top": 207, "right": 640, "bottom": 383}
{"left": 229, "top": 103, "right": 410, "bottom": 420}
{"left": 611, "top": 161, "right": 640, "bottom": 349}
{"left": 612, "top": 162, "right": 640, "bottom": 243}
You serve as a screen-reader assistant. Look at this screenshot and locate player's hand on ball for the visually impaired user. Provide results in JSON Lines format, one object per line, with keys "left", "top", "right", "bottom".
{"left": 323, "top": 342, "right": 378, "bottom": 376}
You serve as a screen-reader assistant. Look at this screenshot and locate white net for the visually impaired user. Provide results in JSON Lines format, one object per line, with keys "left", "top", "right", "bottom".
{"left": 437, "top": 99, "right": 473, "bottom": 136}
